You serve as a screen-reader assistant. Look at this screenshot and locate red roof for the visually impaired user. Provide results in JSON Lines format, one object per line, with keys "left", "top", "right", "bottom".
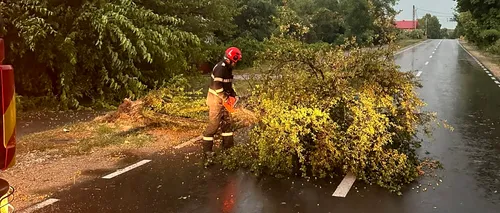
{"left": 396, "top": 20, "right": 418, "bottom": 29}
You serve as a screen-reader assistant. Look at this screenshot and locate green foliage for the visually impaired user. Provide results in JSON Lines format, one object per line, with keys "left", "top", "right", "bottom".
{"left": 234, "top": 0, "right": 277, "bottom": 41}
{"left": 142, "top": 75, "right": 207, "bottom": 119}
{"left": 273, "top": 0, "right": 397, "bottom": 45}
{"left": 340, "top": 0, "right": 398, "bottom": 45}
{"left": 440, "top": 28, "right": 450, "bottom": 39}
{"left": 308, "top": 7, "right": 345, "bottom": 44}
{"left": 16, "top": 95, "right": 59, "bottom": 112}
{"left": 1, "top": 0, "right": 406, "bottom": 111}
{"left": 486, "top": 39, "right": 500, "bottom": 55}
{"left": 222, "top": 37, "right": 438, "bottom": 192}
{"left": 456, "top": 0, "right": 500, "bottom": 51}
{"left": 227, "top": 36, "right": 264, "bottom": 68}
{"left": 480, "top": 29, "right": 500, "bottom": 44}
{"left": 418, "top": 14, "right": 442, "bottom": 39}
{"left": 397, "top": 29, "right": 425, "bottom": 40}
{"left": 1, "top": 0, "right": 200, "bottom": 109}
{"left": 138, "top": 0, "right": 240, "bottom": 42}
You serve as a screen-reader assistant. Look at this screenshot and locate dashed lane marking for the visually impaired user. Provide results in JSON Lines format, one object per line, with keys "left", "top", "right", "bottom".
{"left": 416, "top": 71, "right": 423, "bottom": 77}
{"left": 22, "top": 198, "right": 60, "bottom": 213}
{"left": 495, "top": 81, "right": 500, "bottom": 84}
{"left": 102, "top": 160, "right": 152, "bottom": 179}
{"left": 457, "top": 41, "right": 498, "bottom": 84}
{"left": 429, "top": 55, "right": 433, "bottom": 58}
{"left": 332, "top": 172, "right": 357, "bottom": 198}
{"left": 425, "top": 62, "right": 429, "bottom": 65}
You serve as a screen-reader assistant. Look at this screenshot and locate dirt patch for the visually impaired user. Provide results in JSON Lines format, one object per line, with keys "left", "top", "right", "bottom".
{"left": 2, "top": 104, "right": 205, "bottom": 210}
{"left": 460, "top": 40, "right": 500, "bottom": 77}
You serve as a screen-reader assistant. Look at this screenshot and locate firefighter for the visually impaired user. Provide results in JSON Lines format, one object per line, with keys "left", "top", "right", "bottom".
{"left": 202, "top": 47, "right": 242, "bottom": 166}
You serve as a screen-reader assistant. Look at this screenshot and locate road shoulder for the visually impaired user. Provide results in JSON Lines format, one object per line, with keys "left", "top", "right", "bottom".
{"left": 3, "top": 110, "right": 203, "bottom": 210}
{"left": 459, "top": 39, "right": 500, "bottom": 77}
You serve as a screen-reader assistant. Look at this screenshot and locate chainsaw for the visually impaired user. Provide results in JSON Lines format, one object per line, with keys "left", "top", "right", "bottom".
{"left": 223, "top": 96, "right": 239, "bottom": 113}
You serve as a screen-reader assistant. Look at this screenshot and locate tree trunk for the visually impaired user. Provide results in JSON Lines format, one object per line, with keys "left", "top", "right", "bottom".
{"left": 45, "top": 67, "right": 61, "bottom": 98}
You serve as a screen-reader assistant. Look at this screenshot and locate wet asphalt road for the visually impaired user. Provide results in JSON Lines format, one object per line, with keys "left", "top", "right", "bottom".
{"left": 33, "top": 40, "right": 500, "bottom": 213}
{"left": 17, "top": 110, "right": 105, "bottom": 137}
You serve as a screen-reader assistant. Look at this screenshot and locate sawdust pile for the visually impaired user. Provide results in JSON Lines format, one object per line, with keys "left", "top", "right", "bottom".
{"left": 232, "top": 107, "right": 259, "bottom": 127}
{"left": 95, "top": 98, "right": 259, "bottom": 128}
{"left": 95, "top": 98, "right": 147, "bottom": 123}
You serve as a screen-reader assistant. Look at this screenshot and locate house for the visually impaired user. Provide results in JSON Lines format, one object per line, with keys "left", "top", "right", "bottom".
{"left": 395, "top": 20, "right": 418, "bottom": 31}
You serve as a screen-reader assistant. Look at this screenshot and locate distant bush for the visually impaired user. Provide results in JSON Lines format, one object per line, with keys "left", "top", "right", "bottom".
{"left": 397, "top": 29, "right": 425, "bottom": 40}
{"left": 480, "top": 29, "right": 500, "bottom": 45}
{"left": 487, "top": 39, "right": 500, "bottom": 55}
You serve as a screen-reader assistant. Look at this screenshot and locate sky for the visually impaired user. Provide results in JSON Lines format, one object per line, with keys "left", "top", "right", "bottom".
{"left": 394, "top": 0, "right": 458, "bottom": 29}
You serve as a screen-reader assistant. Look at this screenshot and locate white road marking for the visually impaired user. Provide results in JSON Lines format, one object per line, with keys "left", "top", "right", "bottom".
{"left": 457, "top": 42, "right": 491, "bottom": 71}
{"left": 432, "top": 51, "right": 435, "bottom": 54}
{"left": 416, "top": 71, "right": 423, "bottom": 77}
{"left": 396, "top": 40, "right": 428, "bottom": 55}
{"left": 23, "top": 199, "right": 60, "bottom": 213}
{"left": 492, "top": 77, "right": 496, "bottom": 80}
{"left": 332, "top": 172, "right": 357, "bottom": 197}
{"left": 495, "top": 81, "right": 500, "bottom": 84}
{"left": 425, "top": 62, "right": 429, "bottom": 65}
{"left": 174, "top": 136, "right": 203, "bottom": 149}
{"left": 429, "top": 55, "right": 433, "bottom": 58}
{"left": 102, "top": 160, "right": 151, "bottom": 179}
{"left": 488, "top": 74, "right": 493, "bottom": 76}
{"left": 486, "top": 71, "right": 490, "bottom": 74}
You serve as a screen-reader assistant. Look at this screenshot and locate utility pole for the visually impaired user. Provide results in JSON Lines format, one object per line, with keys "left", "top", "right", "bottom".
{"left": 426, "top": 17, "right": 429, "bottom": 39}
{"left": 413, "top": 5, "right": 416, "bottom": 29}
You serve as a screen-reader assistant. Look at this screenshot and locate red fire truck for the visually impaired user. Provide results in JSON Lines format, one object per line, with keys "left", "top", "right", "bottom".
{"left": 0, "top": 38, "right": 17, "bottom": 212}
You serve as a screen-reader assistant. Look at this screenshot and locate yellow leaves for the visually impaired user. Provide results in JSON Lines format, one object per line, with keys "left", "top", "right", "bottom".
{"left": 218, "top": 36, "right": 440, "bottom": 193}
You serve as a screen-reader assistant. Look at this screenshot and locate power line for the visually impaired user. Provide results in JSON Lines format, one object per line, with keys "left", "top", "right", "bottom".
{"left": 416, "top": 7, "right": 455, "bottom": 16}
{"left": 434, "top": 15, "right": 455, "bottom": 18}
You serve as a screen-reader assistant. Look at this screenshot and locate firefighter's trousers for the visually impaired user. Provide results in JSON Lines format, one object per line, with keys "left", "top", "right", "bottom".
{"left": 202, "top": 92, "right": 234, "bottom": 152}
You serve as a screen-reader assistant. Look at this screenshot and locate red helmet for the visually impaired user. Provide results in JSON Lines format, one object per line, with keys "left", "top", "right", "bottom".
{"left": 225, "top": 47, "right": 242, "bottom": 63}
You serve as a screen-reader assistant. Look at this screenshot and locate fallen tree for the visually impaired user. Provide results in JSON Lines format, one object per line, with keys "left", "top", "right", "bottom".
{"left": 220, "top": 37, "right": 447, "bottom": 193}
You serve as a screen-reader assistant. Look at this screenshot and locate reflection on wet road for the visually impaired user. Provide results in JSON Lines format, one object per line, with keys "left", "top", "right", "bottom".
{"left": 34, "top": 40, "right": 500, "bottom": 213}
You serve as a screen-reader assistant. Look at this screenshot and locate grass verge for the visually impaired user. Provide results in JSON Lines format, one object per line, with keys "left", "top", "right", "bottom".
{"left": 18, "top": 121, "right": 153, "bottom": 157}
{"left": 396, "top": 39, "right": 426, "bottom": 50}
{"left": 459, "top": 39, "right": 500, "bottom": 77}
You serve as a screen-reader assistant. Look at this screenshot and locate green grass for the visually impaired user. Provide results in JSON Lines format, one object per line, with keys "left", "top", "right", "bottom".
{"left": 396, "top": 39, "right": 425, "bottom": 49}
{"left": 18, "top": 122, "right": 153, "bottom": 156}
{"left": 75, "top": 125, "right": 152, "bottom": 154}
